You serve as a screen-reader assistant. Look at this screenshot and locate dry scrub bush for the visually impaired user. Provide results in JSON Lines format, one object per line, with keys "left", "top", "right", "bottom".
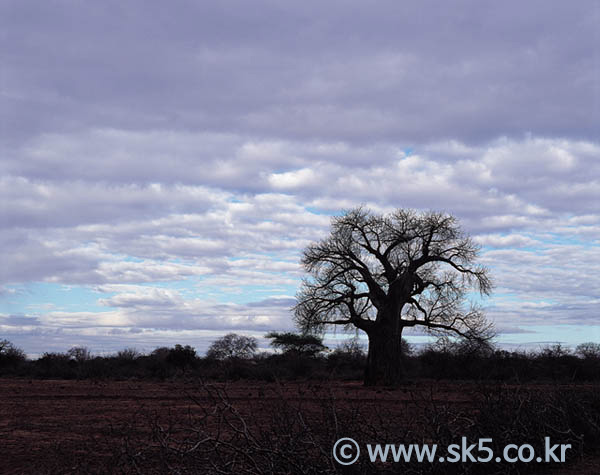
{"left": 37, "top": 381, "right": 600, "bottom": 474}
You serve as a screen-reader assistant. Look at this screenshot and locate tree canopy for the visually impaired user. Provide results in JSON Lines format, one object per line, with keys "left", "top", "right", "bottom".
{"left": 206, "top": 333, "right": 258, "bottom": 360}
{"left": 265, "top": 331, "right": 327, "bottom": 357}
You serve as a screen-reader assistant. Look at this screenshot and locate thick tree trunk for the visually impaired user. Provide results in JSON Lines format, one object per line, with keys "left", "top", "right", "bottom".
{"left": 364, "top": 323, "right": 404, "bottom": 386}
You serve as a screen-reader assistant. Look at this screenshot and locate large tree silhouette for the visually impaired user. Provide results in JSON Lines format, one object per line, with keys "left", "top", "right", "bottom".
{"left": 294, "top": 207, "right": 493, "bottom": 386}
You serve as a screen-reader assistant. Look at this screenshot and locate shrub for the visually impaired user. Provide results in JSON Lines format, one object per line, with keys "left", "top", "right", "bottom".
{"left": 540, "top": 343, "right": 571, "bottom": 358}
{"left": 0, "top": 339, "right": 26, "bottom": 371}
{"left": 35, "top": 352, "right": 76, "bottom": 379}
{"left": 326, "top": 338, "right": 366, "bottom": 379}
{"left": 166, "top": 344, "right": 197, "bottom": 370}
{"left": 575, "top": 342, "right": 600, "bottom": 359}
{"left": 116, "top": 348, "right": 142, "bottom": 361}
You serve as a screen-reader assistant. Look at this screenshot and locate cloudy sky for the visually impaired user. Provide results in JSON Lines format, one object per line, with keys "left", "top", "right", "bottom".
{"left": 1, "top": 1, "right": 599, "bottom": 356}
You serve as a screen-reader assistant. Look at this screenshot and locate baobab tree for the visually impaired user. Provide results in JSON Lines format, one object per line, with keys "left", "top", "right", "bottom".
{"left": 294, "top": 207, "right": 493, "bottom": 386}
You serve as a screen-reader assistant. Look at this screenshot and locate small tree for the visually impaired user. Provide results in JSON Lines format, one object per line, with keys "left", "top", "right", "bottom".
{"left": 266, "top": 332, "right": 327, "bottom": 357}
{"left": 67, "top": 346, "right": 91, "bottom": 363}
{"left": 575, "top": 342, "right": 600, "bottom": 359}
{"left": 295, "top": 207, "right": 493, "bottom": 386}
{"left": 0, "top": 339, "right": 26, "bottom": 369}
{"left": 206, "top": 333, "right": 258, "bottom": 360}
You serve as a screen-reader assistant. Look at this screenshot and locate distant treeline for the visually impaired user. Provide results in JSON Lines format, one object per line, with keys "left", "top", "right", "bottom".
{"left": 1, "top": 336, "right": 599, "bottom": 382}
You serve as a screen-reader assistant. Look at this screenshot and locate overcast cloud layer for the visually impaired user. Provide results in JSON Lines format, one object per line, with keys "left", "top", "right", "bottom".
{"left": 1, "top": 0, "right": 599, "bottom": 356}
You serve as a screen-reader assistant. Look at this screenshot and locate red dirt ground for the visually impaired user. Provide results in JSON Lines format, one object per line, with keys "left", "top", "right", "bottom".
{"left": 0, "top": 379, "right": 597, "bottom": 474}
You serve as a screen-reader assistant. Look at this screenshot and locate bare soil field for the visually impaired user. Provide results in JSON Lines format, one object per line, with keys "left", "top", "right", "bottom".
{"left": 0, "top": 378, "right": 598, "bottom": 474}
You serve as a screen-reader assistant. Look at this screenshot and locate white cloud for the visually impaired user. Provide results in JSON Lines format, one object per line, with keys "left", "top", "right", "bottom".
{"left": 1, "top": 0, "right": 599, "bottom": 354}
{"left": 475, "top": 234, "right": 539, "bottom": 248}
{"left": 268, "top": 168, "right": 318, "bottom": 189}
